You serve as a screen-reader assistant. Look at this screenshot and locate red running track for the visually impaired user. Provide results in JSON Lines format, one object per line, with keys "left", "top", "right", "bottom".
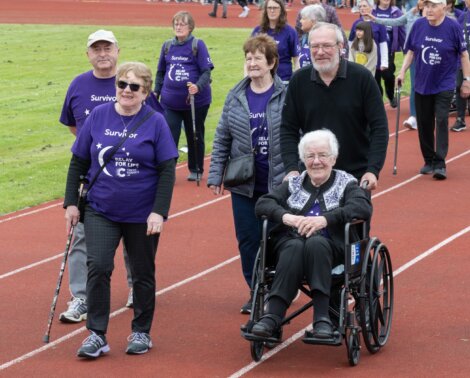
{"left": 1, "top": 1, "right": 470, "bottom": 376}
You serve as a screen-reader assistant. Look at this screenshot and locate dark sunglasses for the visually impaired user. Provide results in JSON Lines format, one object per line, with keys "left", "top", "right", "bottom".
{"left": 117, "top": 80, "right": 141, "bottom": 92}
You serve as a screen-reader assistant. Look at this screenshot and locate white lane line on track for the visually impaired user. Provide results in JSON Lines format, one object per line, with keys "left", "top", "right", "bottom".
{"left": 0, "top": 255, "right": 240, "bottom": 371}
{"left": 228, "top": 225, "right": 470, "bottom": 378}
{"left": 0, "top": 194, "right": 230, "bottom": 281}
{"left": 0, "top": 157, "right": 211, "bottom": 224}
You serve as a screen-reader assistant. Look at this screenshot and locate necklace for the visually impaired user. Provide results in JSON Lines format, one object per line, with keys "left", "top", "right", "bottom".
{"left": 116, "top": 103, "right": 139, "bottom": 134}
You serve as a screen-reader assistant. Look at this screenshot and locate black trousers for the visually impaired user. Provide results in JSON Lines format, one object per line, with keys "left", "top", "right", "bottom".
{"left": 84, "top": 205, "right": 159, "bottom": 334}
{"left": 375, "top": 53, "right": 396, "bottom": 102}
{"left": 164, "top": 104, "right": 209, "bottom": 174}
{"left": 415, "top": 90, "right": 453, "bottom": 169}
{"left": 268, "top": 235, "right": 343, "bottom": 306}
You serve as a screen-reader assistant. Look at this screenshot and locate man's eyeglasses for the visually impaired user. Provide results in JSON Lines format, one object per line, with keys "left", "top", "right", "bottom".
{"left": 267, "top": 6, "right": 281, "bottom": 11}
{"left": 305, "top": 153, "right": 332, "bottom": 163}
{"left": 310, "top": 43, "right": 338, "bottom": 52}
{"left": 117, "top": 80, "right": 141, "bottom": 92}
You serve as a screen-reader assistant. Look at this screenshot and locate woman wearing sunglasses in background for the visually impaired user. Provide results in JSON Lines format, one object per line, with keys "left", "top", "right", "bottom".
{"left": 64, "top": 61, "right": 178, "bottom": 359}
{"left": 155, "top": 11, "right": 214, "bottom": 181}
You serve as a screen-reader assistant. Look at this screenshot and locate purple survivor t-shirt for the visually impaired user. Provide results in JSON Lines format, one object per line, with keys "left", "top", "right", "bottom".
{"left": 72, "top": 103, "right": 178, "bottom": 223}
{"left": 405, "top": 17, "right": 466, "bottom": 95}
{"left": 251, "top": 25, "right": 299, "bottom": 81}
{"left": 246, "top": 84, "right": 274, "bottom": 194}
{"left": 60, "top": 71, "right": 116, "bottom": 135}
{"left": 60, "top": 70, "right": 164, "bottom": 135}
{"left": 349, "top": 18, "right": 387, "bottom": 68}
{"left": 158, "top": 36, "right": 214, "bottom": 111}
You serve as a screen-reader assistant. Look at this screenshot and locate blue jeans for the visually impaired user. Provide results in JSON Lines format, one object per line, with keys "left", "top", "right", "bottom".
{"left": 231, "top": 192, "right": 264, "bottom": 287}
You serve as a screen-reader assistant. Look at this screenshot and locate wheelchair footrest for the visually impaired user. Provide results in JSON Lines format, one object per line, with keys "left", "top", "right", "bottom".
{"left": 242, "top": 331, "right": 282, "bottom": 345}
{"left": 302, "top": 330, "right": 342, "bottom": 346}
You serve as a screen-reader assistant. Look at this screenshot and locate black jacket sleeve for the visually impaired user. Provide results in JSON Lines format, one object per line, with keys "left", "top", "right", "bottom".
{"left": 152, "top": 158, "right": 176, "bottom": 219}
{"left": 63, "top": 154, "right": 91, "bottom": 208}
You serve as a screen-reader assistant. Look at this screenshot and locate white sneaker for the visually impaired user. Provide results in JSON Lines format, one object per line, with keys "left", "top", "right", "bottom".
{"left": 126, "top": 288, "right": 133, "bottom": 308}
{"left": 59, "top": 297, "right": 87, "bottom": 323}
{"left": 403, "top": 116, "right": 417, "bottom": 130}
{"left": 239, "top": 8, "right": 249, "bottom": 18}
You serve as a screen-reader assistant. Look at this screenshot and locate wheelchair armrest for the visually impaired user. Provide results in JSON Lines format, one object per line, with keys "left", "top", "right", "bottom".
{"left": 344, "top": 219, "right": 367, "bottom": 244}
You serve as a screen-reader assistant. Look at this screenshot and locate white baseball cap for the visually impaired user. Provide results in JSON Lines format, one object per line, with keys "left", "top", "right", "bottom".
{"left": 87, "top": 29, "right": 118, "bottom": 48}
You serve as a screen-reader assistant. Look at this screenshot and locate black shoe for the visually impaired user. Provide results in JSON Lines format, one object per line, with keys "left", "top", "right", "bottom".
{"left": 222, "top": 13, "right": 227, "bottom": 18}
{"left": 208, "top": 12, "right": 216, "bottom": 17}
{"left": 419, "top": 164, "right": 434, "bottom": 175}
{"left": 451, "top": 119, "right": 466, "bottom": 132}
{"left": 240, "top": 296, "right": 253, "bottom": 314}
{"left": 251, "top": 314, "right": 282, "bottom": 338}
{"left": 390, "top": 97, "right": 397, "bottom": 108}
{"left": 433, "top": 167, "right": 447, "bottom": 180}
{"left": 312, "top": 317, "right": 334, "bottom": 339}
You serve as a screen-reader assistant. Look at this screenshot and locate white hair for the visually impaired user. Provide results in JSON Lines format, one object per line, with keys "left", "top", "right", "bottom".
{"left": 298, "top": 129, "right": 340, "bottom": 163}
{"left": 300, "top": 4, "right": 326, "bottom": 23}
{"left": 308, "top": 22, "right": 344, "bottom": 45}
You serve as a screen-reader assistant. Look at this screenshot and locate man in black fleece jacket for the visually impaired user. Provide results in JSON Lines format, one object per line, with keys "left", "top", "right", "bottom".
{"left": 281, "top": 22, "right": 389, "bottom": 190}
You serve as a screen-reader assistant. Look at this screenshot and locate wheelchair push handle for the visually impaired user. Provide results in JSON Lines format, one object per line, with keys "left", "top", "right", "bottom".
{"left": 360, "top": 180, "right": 369, "bottom": 190}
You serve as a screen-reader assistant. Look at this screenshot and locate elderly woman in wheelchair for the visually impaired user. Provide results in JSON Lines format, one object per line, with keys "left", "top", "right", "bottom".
{"left": 251, "top": 129, "right": 373, "bottom": 342}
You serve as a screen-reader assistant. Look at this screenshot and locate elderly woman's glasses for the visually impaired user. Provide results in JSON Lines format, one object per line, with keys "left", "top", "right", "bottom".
{"left": 174, "top": 22, "right": 188, "bottom": 28}
{"left": 117, "top": 80, "right": 141, "bottom": 92}
{"left": 305, "top": 153, "right": 332, "bottom": 163}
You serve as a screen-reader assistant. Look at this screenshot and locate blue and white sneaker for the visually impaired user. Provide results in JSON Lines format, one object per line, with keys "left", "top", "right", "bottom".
{"left": 59, "top": 297, "right": 87, "bottom": 323}
{"left": 77, "top": 332, "right": 110, "bottom": 359}
{"left": 126, "top": 332, "right": 153, "bottom": 355}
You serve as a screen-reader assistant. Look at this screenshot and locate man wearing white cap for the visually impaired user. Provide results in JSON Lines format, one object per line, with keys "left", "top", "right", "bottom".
{"left": 397, "top": 0, "right": 470, "bottom": 180}
{"left": 59, "top": 29, "right": 135, "bottom": 323}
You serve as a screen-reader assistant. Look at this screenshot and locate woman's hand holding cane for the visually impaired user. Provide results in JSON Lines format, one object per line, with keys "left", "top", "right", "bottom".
{"left": 65, "top": 205, "right": 80, "bottom": 235}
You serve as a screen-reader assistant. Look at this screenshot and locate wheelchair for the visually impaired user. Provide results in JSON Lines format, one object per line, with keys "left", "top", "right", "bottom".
{"left": 241, "top": 218, "right": 394, "bottom": 366}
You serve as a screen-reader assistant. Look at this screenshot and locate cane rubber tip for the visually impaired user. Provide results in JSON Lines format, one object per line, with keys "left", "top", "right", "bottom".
{"left": 43, "top": 335, "right": 50, "bottom": 343}
{"left": 393, "top": 169, "right": 397, "bottom": 175}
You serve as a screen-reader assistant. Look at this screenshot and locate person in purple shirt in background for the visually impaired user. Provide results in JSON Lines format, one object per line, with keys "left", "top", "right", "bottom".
{"left": 298, "top": 4, "right": 327, "bottom": 67}
{"left": 451, "top": 0, "right": 470, "bottom": 132}
{"left": 372, "top": 0, "right": 406, "bottom": 108}
{"left": 397, "top": 0, "right": 470, "bottom": 180}
{"left": 208, "top": 35, "right": 286, "bottom": 314}
{"left": 295, "top": 0, "right": 349, "bottom": 56}
{"left": 155, "top": 11, "right": 214, "bottom": 181}
{"left": 65, "top": 62, "right": 178, "bottom": 358}
{"left": 349, "top": 0, "right": 389, "bottom": 81}
{"left": 251, "top": 0, "right": 300, "bottom": 82}
{"left": 59, "top": 29, "right": 163, "bottom": 325}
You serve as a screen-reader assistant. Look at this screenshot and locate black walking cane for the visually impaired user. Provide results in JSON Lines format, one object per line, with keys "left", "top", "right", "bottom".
{"left": 393, "top": 84, "right": 402, "bottom": 175}
{"left": 43, "top": 179, "right": 86, "bottom": 343}
{"left": 188, "top": 82, "right": 201, "bottom": 186}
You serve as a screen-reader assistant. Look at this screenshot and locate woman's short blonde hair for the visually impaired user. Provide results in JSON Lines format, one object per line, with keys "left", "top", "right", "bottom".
{"left": 116, "top": 62, "right": 153, "bottom": 96}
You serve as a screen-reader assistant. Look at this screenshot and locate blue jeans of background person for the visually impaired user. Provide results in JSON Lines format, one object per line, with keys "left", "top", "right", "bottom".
{"left": 164, "top": 104, "right": 209, "bottom": 174}
{"left": 409, "top": 61, "right": 416, "bottom": 117}
{"left": 231, "top": 191, "right": 264, "bottom": 287}
{"left": 415, "top": 90, "right": 453, "bottom": 170}
{"left": 84, "top": 205, "right": 159, "bottom": 334}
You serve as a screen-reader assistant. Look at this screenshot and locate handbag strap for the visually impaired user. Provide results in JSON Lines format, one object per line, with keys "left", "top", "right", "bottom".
{"left": 86, "top": 109, "right": 155, "bottom": 193}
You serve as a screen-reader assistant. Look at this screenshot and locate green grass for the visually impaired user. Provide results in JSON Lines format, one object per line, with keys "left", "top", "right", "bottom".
{"left": 0, "top": 24, "right": 250, "bottom": 215}
{"left": 0, "top": 24, "right": 410, "bottom": 215}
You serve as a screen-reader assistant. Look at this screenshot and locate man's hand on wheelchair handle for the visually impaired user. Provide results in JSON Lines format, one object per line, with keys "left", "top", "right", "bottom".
{"left": 360, "top": 172, "right": 377, "bottom": 190}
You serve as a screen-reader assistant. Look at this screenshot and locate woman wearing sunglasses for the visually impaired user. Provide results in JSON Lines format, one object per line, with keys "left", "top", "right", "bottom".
{"left": 64, "top": 61, "right": 178, "bottom": 359}
{"left": 155, "top": 11, "right": 214, "bottom": 182}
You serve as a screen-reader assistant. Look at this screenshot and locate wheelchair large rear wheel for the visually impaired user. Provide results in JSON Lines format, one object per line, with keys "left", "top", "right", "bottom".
{"left": 359, "top": 238, "right": 394, "bottom": 353}
{"left": 369, "top": 241, "right": 393, "bottom": 347}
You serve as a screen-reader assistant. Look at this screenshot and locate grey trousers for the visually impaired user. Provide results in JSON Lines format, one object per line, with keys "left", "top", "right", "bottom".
{"left": 68, "top": 222, "right": 133, "bottom": 300}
